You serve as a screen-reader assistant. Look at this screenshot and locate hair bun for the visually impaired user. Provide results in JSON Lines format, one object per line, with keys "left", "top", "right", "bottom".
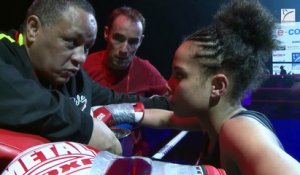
{"left": 214, "top": 0, "right": 277, "bottom": 52}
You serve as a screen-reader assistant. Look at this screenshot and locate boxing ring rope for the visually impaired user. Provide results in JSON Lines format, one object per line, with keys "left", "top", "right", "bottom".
{"left": 152, "top": 131, "right": 189, "bottom": 160}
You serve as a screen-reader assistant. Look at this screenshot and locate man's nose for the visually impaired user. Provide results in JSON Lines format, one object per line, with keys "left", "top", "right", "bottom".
{"left": 72, "top": 46, "right": 86, "bottom": 64}
{"left": 119, "top": 41, "right": 129, "bottom": 55}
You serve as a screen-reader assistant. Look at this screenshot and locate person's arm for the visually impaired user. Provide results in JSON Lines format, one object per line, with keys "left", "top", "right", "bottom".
{"left": 0, "top": 49, "right": 123, "bottom": 153}
{"left": 142, "top": 109, "right": 201, "bottom": 131}
{"left": 87, "top": 70, "right": 172, "bottom": 110}
{"left": 0, "top": 72, "right": 91, "bottom": 142}
{"left": 92, "top": 103, "right": 201, "bottom": 131}
{"left": 220, "top": 117, "right": 300, "bottom": 175}
{"left": 89, "top": 118, "right": 122, "bottom": 155}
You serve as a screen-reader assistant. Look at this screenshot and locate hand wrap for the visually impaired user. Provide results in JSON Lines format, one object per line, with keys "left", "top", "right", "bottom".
{"left": 91, "top": 102, "right": 144, "bottom": 126}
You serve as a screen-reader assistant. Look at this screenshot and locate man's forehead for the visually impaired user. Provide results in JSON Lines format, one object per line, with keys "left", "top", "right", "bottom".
{"left": 57, "top": 7, "right": 97, "bottom": 33}
{"left": 109, "top": 18, "right": 143, "bottom": 39}
{"left": 112, "top": 15, "right": 142, "bottom": 29}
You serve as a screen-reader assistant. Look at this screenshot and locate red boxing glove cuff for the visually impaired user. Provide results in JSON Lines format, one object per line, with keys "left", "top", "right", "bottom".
{"left": 133, "top": 102, "right": 144, "bottom": 125}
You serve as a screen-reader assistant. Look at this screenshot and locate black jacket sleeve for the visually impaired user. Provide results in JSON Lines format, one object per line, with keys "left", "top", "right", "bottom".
{"left": 0, "top": 40, "right": 93, "bottom": 144}
{"left": 85, "top": 70, "right": 172, "bottom": 110}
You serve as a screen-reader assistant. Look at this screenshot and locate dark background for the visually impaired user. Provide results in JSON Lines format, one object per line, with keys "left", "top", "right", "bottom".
{"left": 3, "top": 0, "right": 299, "bottom": 79}
{"left": 1, "top": 0, "right": 300, "bottom": 163}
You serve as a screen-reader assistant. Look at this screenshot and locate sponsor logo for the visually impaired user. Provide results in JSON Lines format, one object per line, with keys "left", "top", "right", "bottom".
{"left": 281, "top": 9, "right": 296, "bottom": 22}
{"left": 288, "top": 28, "right": 300, "bottom": 35}
{"left": 276, "top": 29, "right": 285, "bottom": 36}
{"left": 292, "top": 53, "right": 300, "bottom": 62}
{"left": 276, "top": 28, "right": 300, "bottom": 36}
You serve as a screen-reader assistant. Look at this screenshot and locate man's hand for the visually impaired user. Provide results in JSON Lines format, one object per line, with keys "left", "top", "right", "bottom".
{"left": 88, "top": 119, "right": 122, "bottom": 155}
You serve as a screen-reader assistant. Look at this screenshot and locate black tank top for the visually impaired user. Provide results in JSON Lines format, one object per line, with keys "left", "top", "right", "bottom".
{"left": 198, "top": 110, "right": 283, "bottom": 167}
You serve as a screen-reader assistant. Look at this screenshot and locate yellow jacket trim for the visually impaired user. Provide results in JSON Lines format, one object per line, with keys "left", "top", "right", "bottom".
{"left": 0, "top": 34, "right": 15, "bottom": 43}
{"left": 17, "top": 33, "right": 24, "bottom": 45}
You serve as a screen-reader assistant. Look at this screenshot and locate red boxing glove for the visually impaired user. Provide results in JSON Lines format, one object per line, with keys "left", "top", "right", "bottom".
{"left": 0, "top": 129, "right": 49, "bottom": 171}
{"left": 3, "top": 142, "right": 99, "bottom": 175}
{"left": 91, "top": 102, "right": 144, "bottom": 127}
{"left": 4, "top": 142, "right": 226, "bottom": 175}
{"left": 90, "top": 151, "right": 226, "bottom": 175}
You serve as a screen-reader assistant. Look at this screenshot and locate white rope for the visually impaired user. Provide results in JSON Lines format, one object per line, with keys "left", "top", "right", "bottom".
{"left": 152, "top": 131, "right": 189, "bottom": 160}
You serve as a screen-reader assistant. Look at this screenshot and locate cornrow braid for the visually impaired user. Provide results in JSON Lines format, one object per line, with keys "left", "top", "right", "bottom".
{"left": 185, "top": 26, "right": 224, "bottom": 75}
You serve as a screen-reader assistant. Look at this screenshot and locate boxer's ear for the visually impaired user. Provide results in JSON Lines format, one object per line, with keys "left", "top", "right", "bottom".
{"left": 211, "top": 74, "right": 228, "bottom": 98}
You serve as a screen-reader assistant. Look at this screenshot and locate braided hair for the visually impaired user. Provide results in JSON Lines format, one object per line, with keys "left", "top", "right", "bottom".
{"left": 185, "top": 0, "right": 278, "bottom": 101}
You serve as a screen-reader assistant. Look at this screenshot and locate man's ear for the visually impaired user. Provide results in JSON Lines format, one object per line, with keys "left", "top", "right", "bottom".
{"left": 139, "top": 34, "right": 144, "bottom": 44}
{"left": 26, "top": 15, "right": 41, "bottom": 43}
{"left": 104, "top": 26, "right": 109, "bottom": 41}
{"left": 211, "top": 74, "right": 228, "bottom": 98}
